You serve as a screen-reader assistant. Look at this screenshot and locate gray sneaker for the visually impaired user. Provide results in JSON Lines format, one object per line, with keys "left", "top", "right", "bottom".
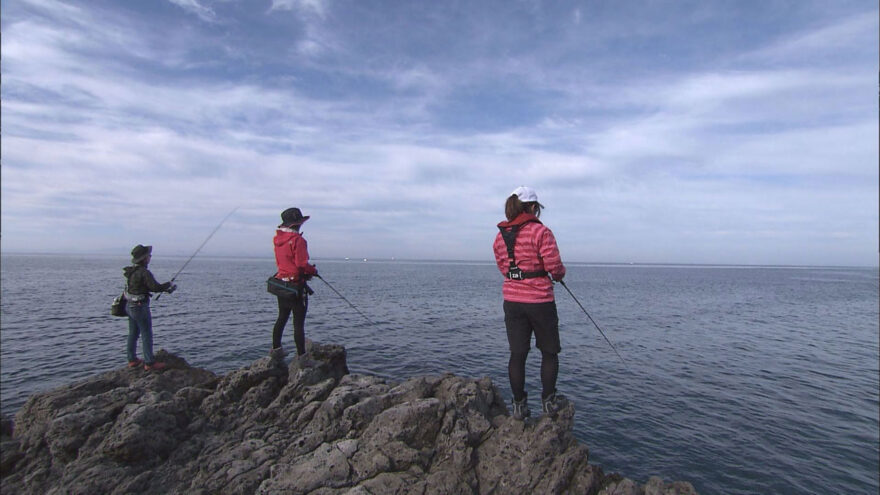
{"left": 269, "top": 347, "right": 286, "bottom": 359}
{"left": 511, "top": 397, "right": 530, "bottom": 420}
{"left": 541, "top": 393, "right": 566, "bottom": 416}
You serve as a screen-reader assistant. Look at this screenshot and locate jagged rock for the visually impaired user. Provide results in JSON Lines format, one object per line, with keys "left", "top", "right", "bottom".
{"left": 1, "top": 343, "right": 697, "bottom": 495}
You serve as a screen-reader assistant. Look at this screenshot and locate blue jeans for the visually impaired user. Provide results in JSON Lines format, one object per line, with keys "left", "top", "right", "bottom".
{"left": 127, "top": 299, "right": 155, "bottom": 364}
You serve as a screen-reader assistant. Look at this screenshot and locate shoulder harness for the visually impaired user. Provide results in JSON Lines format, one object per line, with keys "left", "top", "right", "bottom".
{"left": 499, "top": 222, "right": 548, "bottom": 280}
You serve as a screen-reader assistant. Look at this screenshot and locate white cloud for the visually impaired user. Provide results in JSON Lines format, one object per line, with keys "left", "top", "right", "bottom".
{"left": 270, "top": 0, "right": 329, "bottom": 18}
{"left": 1, "top": 0, "right": 876, "bottom": 265}
{"left": 166, "top": 0, "right": 216, "bottom": 22}
{"left": 745, "top": 11, "right": 878, "bottom": 64}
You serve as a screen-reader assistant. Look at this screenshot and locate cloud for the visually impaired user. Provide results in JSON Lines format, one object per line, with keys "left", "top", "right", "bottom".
{"left": 1, "top": 0, "right": 876, "bottom": 265}
{"left": 744, "top": 11, "right": 878, "bottom": 64}
{"left": 270, "top": 0, "right": 328, "bottom": 18}
{"left": 266, "top": 0, "right": 336, "bottom": 57}
{"left": 166, "top": 0, "right": 216, "bottom": 22}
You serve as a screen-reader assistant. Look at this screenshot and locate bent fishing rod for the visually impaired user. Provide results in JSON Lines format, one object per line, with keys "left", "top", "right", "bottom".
{"left": 156, "top": 206, "right": 239, "bottom": 300}
{"left": 315, "top": 274, "right": 376, "bottom": 326}
{"left": 556, "top": 279, "right": 628, "bottom": 368}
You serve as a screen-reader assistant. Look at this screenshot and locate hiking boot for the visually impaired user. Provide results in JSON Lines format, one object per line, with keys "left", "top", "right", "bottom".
{"left": 511, "top": 397, "right": 530, "bottom": 420}
{"left": 542, "top": 393, "right": 567, "bottom": 416}
{"left": 144, "top": 361, "right": 167, "bottom": 371}
{"left": 127, "top": 359, "right": 144, "bottom": 368}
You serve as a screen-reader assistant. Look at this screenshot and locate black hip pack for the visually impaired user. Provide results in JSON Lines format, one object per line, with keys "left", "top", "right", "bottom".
{"left": 267, "top": 276, "right": 313, "bottom": 298}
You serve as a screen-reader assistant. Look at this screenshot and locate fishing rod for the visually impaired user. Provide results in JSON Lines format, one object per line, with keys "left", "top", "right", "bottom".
{"left": 315, "top": 274, "right": 376, "bottom": 326}
{"left": 556, "top": 279, "right": 628, "bottom": 368}
{"left": 156, "top": 206, "right": 239, "bottom": 300}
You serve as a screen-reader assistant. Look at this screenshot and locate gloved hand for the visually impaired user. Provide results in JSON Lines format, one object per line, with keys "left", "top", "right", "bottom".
{"left": 166, "top": 284, "right": 177, "bottom": 294}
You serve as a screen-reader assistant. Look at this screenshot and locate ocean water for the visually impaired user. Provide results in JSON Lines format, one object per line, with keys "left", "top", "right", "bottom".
{"left": 1, "top": 254, "right": 877, "bottom": 494}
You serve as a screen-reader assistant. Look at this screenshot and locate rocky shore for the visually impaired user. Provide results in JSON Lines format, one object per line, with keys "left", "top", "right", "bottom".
{"left": 1, "top": 342, "right": 697, "bottom": 494}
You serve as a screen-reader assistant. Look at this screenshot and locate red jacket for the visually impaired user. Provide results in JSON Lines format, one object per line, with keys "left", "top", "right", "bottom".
{"left": 493, "top": 213, "right": 566, "bottom": 303}
{"left": 274, "top": 229, "right": 317, "bottom": 281}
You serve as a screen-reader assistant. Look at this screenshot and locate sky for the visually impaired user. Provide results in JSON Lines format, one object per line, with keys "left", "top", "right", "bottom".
{"left": 1, "top": 0, "right": 877, "bottom": 266}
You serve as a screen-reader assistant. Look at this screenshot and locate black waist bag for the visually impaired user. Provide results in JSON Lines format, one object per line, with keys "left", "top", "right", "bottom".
{"left": 267, "top": 276, "right": 313, "bottom": 298}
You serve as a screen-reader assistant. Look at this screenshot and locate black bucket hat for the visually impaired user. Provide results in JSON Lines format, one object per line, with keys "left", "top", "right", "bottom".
{"left": 279, "top": 207, "right": 310, "bottom": 227}
{"left": 131, "top": 244, "right": 152, "bottom": 264}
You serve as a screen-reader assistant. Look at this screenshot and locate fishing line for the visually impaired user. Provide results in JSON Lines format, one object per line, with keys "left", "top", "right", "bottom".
{"left": 315, "top": 274, "right": 376, "bottom": 326}
{"left": 557, "top": 279, "right": 629, "bottom": 368}
{"left": 156, "top": 206, "right": 239, "bottom": 300}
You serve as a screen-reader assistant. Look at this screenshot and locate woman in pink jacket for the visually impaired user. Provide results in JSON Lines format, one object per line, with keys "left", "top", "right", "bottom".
{"left": 493, "top": 186, "right": 567, "bottom": 420}
{"left": 272, "top": 207, "right": 318, "bottom": 357}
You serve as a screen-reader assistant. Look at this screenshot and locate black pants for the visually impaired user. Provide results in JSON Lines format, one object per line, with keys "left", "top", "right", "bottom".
{"left": 503, "top": 300, "right": 561, "bottom": 402}
{"left": 273, "top": 294, "right": 308, "bottom": 355}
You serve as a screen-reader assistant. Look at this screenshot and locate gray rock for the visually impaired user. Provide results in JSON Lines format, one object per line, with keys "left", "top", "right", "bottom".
{"left": 1, "top": 343, "right": 697, "bottom": 495}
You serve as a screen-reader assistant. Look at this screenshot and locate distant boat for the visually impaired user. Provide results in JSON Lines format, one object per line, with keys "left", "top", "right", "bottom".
{"left": 363, "top": 258, "right": 368, "bottom": 262}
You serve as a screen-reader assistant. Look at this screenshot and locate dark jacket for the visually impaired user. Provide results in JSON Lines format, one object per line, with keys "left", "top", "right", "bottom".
{"left": 124, "top": 265, "right": 171, "bottom": 297}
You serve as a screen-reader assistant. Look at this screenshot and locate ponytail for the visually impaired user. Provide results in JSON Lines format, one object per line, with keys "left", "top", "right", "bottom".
{"left": 505, "top": 195, "right": 522, "bottom": 221}
{"left": 505, "top": 195, "right": 542, "bottom": 221}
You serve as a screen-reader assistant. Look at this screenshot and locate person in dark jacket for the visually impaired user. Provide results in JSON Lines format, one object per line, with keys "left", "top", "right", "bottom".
{"left": 124, "top": 244, "right": 177, "bottom": 371}
{"left": 271, "top": 207, "right": 318, "bottom": 358}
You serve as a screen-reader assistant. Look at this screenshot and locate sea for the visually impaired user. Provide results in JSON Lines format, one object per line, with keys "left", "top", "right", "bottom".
{"left": 1, "top": 254, "right": 878, "bottom": 495}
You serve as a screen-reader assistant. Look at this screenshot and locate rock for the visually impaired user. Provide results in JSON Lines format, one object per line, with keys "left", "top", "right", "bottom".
{"left": 1, "top": 343, "right": 698, "bottom": 495}
{"left": 1, "top": 414, "right": 24, "bottom": 477}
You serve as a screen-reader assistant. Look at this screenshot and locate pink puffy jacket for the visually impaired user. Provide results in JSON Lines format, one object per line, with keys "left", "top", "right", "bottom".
{"left": 493, "top": 213, "right": 566, "bottom": 304}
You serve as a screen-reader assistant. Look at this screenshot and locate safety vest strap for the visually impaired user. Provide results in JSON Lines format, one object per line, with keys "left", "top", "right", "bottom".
{"left": 498, "top": 224, "right": 548, "bottom": 280}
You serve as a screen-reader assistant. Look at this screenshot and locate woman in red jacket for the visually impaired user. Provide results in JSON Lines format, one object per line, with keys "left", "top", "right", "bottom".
{"left": 272, "top": 207, "right": 318, "bottom": 357}
{"left": 493, "top": 186, "right": 567, "bottom": 420}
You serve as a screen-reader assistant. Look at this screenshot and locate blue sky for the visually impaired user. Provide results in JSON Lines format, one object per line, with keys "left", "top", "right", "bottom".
{"left": 1, "top": 0, "right": 877, "bottom": 266}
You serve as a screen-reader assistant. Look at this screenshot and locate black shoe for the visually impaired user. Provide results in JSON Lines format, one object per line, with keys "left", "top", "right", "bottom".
{"left": 542, "top": 393, "right": 566, "bottom": 416}
{"left": 511, "top": 397, "right": 530, "bottom": 420}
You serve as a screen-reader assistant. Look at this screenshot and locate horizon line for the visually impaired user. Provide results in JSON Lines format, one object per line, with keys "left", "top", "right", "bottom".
{"left": 1, "top": 250, "right": 877, "bottom": 270}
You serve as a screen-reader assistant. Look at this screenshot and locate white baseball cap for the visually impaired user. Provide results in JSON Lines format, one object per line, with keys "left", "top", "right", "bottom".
{"left": 511, "top": 185, "right": 540, "bottom": 203}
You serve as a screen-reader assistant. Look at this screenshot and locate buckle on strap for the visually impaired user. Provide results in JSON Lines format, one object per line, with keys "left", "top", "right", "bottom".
{"left": 500, "top": 224, "right": 547, "bottom": 280}
{"left": 507, "top": 267, "right": 548, "bottom": 280}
